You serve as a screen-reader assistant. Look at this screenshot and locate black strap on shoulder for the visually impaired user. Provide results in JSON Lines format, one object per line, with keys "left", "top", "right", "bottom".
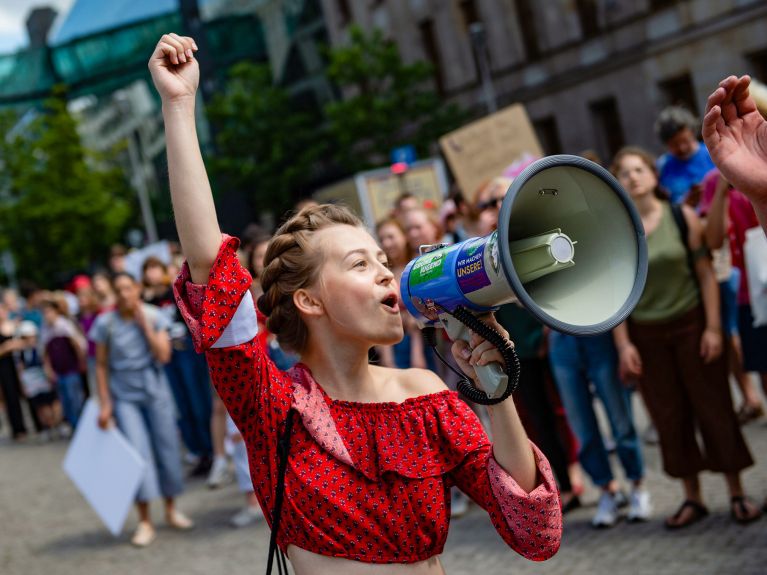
{"left": 670, "top": 202, "right": 698, "bottom": 281}
{"left": 266, "top": 409, "right": 295, "bottom": 575}
{"left": 670, "top": 203, "right": 690, "bottom": 252}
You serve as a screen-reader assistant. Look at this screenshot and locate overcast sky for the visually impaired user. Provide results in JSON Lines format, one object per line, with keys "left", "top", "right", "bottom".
{"left": 0, "top": 0, "right": 74, "bottom": 53}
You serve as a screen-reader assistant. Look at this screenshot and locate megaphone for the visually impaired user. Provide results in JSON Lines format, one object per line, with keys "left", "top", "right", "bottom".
{"left": 400, "top": 155, "right": 648, "bottom": 404}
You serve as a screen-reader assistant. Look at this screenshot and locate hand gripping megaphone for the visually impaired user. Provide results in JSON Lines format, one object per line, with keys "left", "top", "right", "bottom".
{"left": 400, "top": 155, "right": 648, "bottom": 404}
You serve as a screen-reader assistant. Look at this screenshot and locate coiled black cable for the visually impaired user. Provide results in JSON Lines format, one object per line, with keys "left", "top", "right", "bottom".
{"left": 422, "top": 305, "right": 520, "bottom": 405}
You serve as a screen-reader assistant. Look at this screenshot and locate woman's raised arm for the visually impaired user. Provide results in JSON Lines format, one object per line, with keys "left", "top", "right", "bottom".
{"left": 149, "top": 34, "right": 221, "bottom": 284}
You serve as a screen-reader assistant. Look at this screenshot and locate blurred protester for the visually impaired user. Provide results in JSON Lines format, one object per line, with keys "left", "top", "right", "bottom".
{"left": 375, "top": 218, "right": 432, "bottom": 371}
{"left": 0, "top": 302, "right": 27, "bottom": 439}
{"left": 109, "top": 244, "right": 128, "bottom": 274}
{"left": 611, "top": 147, "right": 760, "bottom": 528}
{"left": 16, "top": 321, "right": 61, "bottom": 440}
{"left": 495, "top": 305, "right": 582, "bottom": 514}
{"left": 392, "top": 192, "right": 420, "bottom": 221}
{"left": 702, "top": 170, "right": 767, "bottom": 421}
{"left": 579, "top": 149, "right": 603, "bottom": 166}
{"left": 227, "top": 414, "right": 264, "bottom": 528}
{"left": 655, "top": 106, "right": 715, "bottom": 205}
{"left": 19, "top": 281, "right": 44, "bottom": 328}
{"left": 142, "top": 256, "right": 213, "bottom": 477}
{"left": 3, "top": 288, "right": 22, "bottom": 321}
{"left": 474, "top": 177, "right": 512, "bottom": 237}
{"left": 91, "top": 272, "right": 193, "bottom": 547}
{"left": 40, "top": 295, "right": 86, "bottom": 430}
{"left": 548, "top": 328, "right": 648, "bottom": 527}
{"left": 703, "top": 75, "right": 767, "bottom": 234}
{"left": 91, "top": 271, "right": 117, "bottom": 309}
{"left": 403, "top": 208, "right": 442, "bottom": 254}
{"left": 72, "top": 277, "right": 102, "bottom": 396}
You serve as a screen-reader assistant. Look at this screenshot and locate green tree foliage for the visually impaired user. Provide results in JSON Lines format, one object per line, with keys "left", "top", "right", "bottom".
{"left": 207, "top": 62, "right": 325, "bottom": 215}
{"left": 324, "top": 26, "right": 468, "bottom": 173}
{"left": 0, "top": 88, "right": 133, "bottom": 286}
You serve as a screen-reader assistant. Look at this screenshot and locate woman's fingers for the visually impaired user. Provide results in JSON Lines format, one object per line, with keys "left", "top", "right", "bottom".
{"left": 168, "top": 33, "right": 197, "bottom": 60}
{"left": 156, "top": 41, "right": 180, "bottom": 65}
{"left": 162, "top": 34, "right": 188, "bottom": 63}
{"left": 470, "top": 340, "right": 504, "bottom": 367}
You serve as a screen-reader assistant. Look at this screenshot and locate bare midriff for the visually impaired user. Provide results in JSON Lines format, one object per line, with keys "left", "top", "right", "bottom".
{"left": 288, "top": 545, "right": 446, "bottom": 575}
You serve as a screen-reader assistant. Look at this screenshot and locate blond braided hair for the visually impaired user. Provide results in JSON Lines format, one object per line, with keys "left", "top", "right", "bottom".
{"left": 256, "top": 204, "right": 362, "bottom": 353}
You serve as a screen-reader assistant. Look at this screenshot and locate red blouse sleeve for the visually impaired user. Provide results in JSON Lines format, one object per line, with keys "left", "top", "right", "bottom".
{"left": 449, "top": 436, "right": 562, "bottom": 561}
{"left": 173, "top": 235, "right": 292, "bottom": 524}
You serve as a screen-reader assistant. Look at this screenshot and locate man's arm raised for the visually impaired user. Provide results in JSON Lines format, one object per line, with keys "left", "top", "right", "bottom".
{"left": 149, "top": 34, "right": 221, "bottom": 284}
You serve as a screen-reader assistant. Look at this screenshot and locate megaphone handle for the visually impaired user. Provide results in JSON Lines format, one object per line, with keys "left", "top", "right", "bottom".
{"left": 439, "top": 313, "right": 509, "bottom": 399}
{"left": 473, "top": 363, "right": 509, "bottom": 400}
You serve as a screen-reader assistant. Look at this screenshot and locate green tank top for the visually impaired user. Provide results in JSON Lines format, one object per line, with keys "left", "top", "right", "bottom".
{"left": 631, "top": 203, "right": 700, "bottom": 323}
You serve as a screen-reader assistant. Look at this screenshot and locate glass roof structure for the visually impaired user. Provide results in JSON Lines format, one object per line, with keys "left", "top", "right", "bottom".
{"left": 0, "top": 8, "right": 265, "bottom": 107}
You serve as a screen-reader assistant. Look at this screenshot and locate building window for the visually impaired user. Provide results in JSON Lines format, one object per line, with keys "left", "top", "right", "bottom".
{"left": 337, "top": 0, "right": 352, "bottom": 26}
{"left": 576, "top": 0, "right": 599, "bottom": 39}
{"left": 532, "top": 116, "right": 563, "bottom": 155}
{"left": 459, "top": 0, "right": 480, "bottom": 32}
{"left": 514, "top": 0, "right": 540, "bottom": 60}
{"left": 419, "top": 19, "right": 445, "bottom": 94}
{"left": 745, "top": 47, "right": 767, "bottom": 83}
{"left": 658, "top": 73, "right": 698, "bottom": 116}
{"left": 649, "top": 0, "right": 676, "bottom": 10}
{"left": 589, "top": 97, "right": 625, "bottom": 161}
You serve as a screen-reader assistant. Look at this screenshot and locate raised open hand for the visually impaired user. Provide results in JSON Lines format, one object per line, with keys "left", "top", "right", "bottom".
{"left": 703, "top": 75, "right": 767, "bottom": 203}
{"left": 148, "top": 33, "right": 199, "bottom": 104}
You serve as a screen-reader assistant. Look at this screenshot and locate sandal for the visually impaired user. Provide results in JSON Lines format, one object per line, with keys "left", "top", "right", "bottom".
{"left": 737, "top": 403, "right": 765, "bottom": 424}
{"left": 731, "top": 496, "right": 762, "bottom": 525}
{"left": 664, "top": 500, "right": 709, "bottom": 530}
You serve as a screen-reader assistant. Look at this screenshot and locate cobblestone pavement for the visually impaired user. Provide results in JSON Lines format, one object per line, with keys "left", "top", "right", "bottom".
{"left": 2, "top": 413, "right": 766, "bottom": 575}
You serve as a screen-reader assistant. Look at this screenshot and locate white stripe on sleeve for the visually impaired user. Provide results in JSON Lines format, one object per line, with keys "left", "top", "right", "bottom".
{"left": 211, "top": 290, "right": 259, "bottom": 349}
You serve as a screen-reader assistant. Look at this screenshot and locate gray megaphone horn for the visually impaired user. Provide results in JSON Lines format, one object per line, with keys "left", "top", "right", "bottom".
{"left": 400, "top": 155, "right": 648, "bottom": 404}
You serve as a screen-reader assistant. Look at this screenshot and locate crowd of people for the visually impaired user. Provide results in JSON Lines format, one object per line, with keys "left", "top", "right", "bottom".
{"left": 1, "top": 40, "right": 766, "bottom": 566}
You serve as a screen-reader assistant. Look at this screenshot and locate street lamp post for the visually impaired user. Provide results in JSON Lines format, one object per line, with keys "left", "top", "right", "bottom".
{"left": 469, "top": 22, "right": 497, "bottom": 115}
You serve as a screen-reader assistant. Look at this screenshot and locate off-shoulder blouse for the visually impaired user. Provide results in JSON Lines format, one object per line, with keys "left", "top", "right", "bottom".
{"left": 173, "top": 235, "right": 562, "bottom": 564}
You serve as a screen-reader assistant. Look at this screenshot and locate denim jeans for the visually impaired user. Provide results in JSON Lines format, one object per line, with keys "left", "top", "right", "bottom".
{"left": 548, "top": 332, "right": 644, "bottom": 486}
{"left": 114, "top": 381, "right": 185, "bottom": 502}
{"left": 57, "top": 371, "right": 84, "bottom": 428}
{"left": 164, "top": 337, "right": 213, "bottom": 458}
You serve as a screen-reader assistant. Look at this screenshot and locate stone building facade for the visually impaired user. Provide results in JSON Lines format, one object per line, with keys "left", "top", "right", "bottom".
{"left": 319, "top": 0, "right": 767, "bottom": 163}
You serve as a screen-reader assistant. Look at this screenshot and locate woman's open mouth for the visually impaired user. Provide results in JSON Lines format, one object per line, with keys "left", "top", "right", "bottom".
{"left": 381, "top": 293, "right": 400, "bottom": 313}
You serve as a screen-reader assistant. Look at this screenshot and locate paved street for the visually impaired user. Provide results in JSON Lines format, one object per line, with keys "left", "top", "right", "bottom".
{"left": 2, "top": 411, "right": 766, "bottom": 575}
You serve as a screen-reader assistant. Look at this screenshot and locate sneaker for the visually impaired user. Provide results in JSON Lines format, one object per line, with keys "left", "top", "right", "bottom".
{"left": 207, "top": 456, "right": 231, "bottom": 489}
{"left": 451, "top": 488, "right": 470, "bottom": 518}
{"left": 166, "top": 509, "right": 195, "bottom": 530}
{"left": 230, "top": 505, "right": 264, "bottom": 528}
{"left": 613, "top": 490, "right": 629, "bottom": 509}
{"left": 627, "top": 489, "right": 652, "bottom": 522}
{"left": 643, "top": 424, "right": 659, "bottom": 445}
{"left": 592, "top": 492, "right": 619, "bottom": 528}
{"left": 131, "top": 521, "right": 156, "bottom": 547}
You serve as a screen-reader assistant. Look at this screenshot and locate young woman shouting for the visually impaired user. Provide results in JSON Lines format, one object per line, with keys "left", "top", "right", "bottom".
{"left": 150, "top": 33, "right": 561, "bottom": 574}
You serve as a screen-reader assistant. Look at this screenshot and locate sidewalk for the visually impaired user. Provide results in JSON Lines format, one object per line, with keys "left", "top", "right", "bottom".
{"left": 1, "top": 419, "right": 766, "bottom": 575}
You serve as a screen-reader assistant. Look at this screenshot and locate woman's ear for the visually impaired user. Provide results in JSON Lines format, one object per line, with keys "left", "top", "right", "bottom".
{"left": 293, "top": 288, "right": 324, "bottom": 317}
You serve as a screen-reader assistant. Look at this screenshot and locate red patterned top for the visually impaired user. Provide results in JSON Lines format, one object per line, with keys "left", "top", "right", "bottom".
{"left": 173, "top": 236, "right": 562, "bottom": 564}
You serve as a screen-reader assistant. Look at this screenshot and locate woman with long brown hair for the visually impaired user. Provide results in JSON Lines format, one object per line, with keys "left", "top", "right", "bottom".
{"left": 611, "top": 146, "right": 760, "bottom": 528}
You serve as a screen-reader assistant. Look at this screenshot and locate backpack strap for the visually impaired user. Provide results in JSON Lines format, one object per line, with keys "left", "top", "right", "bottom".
{"left": 670, "top": 203, "right": 710, "bottom": 291}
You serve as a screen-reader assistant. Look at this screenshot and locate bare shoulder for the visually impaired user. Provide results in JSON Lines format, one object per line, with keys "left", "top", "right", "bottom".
{"left": 370, "top": 365, "right": 448, "bottom": 400}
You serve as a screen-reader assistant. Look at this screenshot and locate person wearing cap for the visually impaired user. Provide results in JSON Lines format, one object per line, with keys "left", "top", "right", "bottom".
{"left": 16, "top": 321, "right": 61, "bottom": 440}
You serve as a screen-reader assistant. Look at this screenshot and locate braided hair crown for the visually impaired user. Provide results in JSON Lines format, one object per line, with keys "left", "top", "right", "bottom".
{"left": 256, "top": 203, "right": 362, "bottom": 353}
